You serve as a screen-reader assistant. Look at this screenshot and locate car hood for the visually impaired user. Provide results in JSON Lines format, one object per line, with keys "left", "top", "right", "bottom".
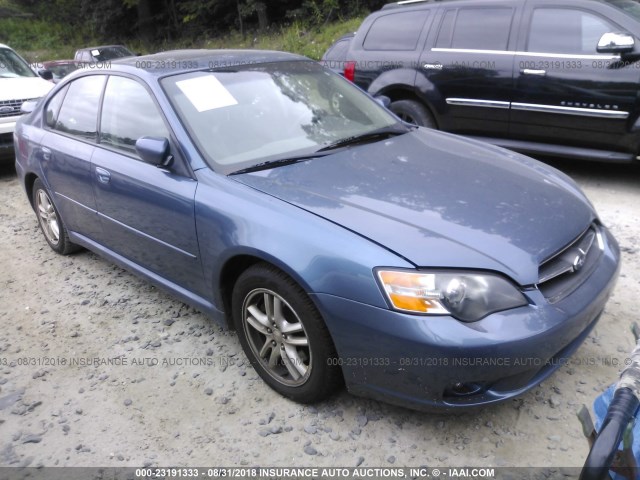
{"left": 0, "top": 77, "right": 53, "bottom": 102}
{"left": 232, "top": 128, "right": 596, "bottom": 285}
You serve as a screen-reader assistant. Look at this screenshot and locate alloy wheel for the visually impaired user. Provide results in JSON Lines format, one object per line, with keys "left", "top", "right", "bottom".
{"left": 36, "top": 189, "right": 60, "bottom": 245}
{"left": 242, "top": 288, "right": 311, "bottom": 387}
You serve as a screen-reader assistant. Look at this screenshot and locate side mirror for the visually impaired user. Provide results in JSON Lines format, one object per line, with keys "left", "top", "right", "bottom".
{"left": 135, "top": 137, "right": 173, "bottom": 167}
{"left": 21, "top": 99, "right": 39, "bottom": 114}
{"left": 597, "top": 32, "right": 635, "bottom": 54}
{"left": 374, "top": 95, "right": 391, "bottom": 109}
{"left": 38, "top": 69, "right": 54, "bottom": 81}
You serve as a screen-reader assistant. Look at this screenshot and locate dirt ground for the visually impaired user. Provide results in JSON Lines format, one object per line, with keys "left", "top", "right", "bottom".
{"left": 0, "top": 158, "right": 638, "bottom": 470}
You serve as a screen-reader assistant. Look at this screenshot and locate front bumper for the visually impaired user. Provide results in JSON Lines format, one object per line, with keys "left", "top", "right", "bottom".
{"left": 313, "top": 226, "right": 620, "bottom": 411}
{"left": 0, "top": 118, "right": 18, "bottom": 162}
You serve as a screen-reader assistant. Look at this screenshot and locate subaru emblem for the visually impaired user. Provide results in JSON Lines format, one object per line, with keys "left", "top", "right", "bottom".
{"left": 573, "top": 249, "right": 587, "bottom": 272}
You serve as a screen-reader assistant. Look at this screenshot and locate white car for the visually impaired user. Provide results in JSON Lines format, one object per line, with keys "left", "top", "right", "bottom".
{"left": 0, "top": 43, "right": 53, "bottom": 162}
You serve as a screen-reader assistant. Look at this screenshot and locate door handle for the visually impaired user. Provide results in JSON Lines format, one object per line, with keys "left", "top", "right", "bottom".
{"left": 423, "top": 62, "right": 443, "bottom": 70}
{"left": 41, "top": 146, "right": 51, "bottom": 161}
{"left": 521, "top": 69, "right": 546, "bottom": 76}
{"left": 95, "top": 166, "right": 111, "bottom": 184}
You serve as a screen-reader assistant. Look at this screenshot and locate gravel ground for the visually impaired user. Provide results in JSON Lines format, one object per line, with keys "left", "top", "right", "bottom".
{"left": 0, "top": 159, "right": 638, "bottom": 470}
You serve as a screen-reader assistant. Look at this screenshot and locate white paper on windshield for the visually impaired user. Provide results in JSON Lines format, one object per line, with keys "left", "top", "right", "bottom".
{"left": 176, "top": 75, "right": 238, "bottom": 112}
{"left": 91, "top": 49, "right": 100, "bottom": 56}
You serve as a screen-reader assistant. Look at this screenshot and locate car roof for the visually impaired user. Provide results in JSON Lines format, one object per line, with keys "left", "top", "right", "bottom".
{"left": 78, "top": 45, "right": 129, "bottom": 50}
{"left": 111, "top": 49, "right": 309, "bottom": 78}
{"left": 43, "top": 59, "right": 76, "bottom": 65}
{"left": 381, "top": 0, "right": 522, "bottom": 8}
{"left": 381, "top": 0, "right": 620, "bottom": 8}
{"left": 382, "top": 0, "right": 460, "bottom": 9}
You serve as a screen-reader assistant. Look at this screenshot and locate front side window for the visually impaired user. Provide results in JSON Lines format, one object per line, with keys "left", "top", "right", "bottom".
{"left": 436, "top": 8, "right": 514, "bottom": 51}
{"left": 528, "top": 8, "right": 616, "bottom": 54}
{"left": 54, "top": 75, "right": 106, "bottom": 140}
{"left": 100, "top": 76, "right": 170, "bottom": 155}
{"left": 605, "top": 0, "right": 640, "bottom": 23}
{"left": 363, "top": 11, "right": 429, "bottom": 51}
{"left": 435, "top": 10, "right": 456, "bottom": 48}
{"left": 0, "top": 48, "right": 36, "bottom": 78}
{"left": 162, "top": 61, "right": 401, "bottom": 174}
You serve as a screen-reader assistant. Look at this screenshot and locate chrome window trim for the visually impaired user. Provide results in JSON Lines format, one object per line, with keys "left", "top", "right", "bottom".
{"left": 432, "top": 47, "right": 618, "bottom": 60}
{"left": 511, "top": 102, "right": 629, "bottom": 119}
{"left": 446, "top": 98, "right": 510, "bottom": 109}
{"left": 432, "top": 47, "right": 513, "bottom": 55}
{"left": 515, "top": 51, "right": 618, "bottom": 60}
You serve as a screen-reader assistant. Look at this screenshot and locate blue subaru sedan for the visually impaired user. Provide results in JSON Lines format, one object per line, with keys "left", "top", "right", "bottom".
{"left": 14, "top": 50, "right": 620, "bottom": 411}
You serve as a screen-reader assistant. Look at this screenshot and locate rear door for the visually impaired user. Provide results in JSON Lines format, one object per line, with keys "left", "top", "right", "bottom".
{"left": 40, "top": 75, "right": 105, "bottom": 240}
{"left": 352, "top": 7, "right": 433, "bottom": 92}
{"left": 510, "top": 0, "right": 640, "bottom": 156}
{"left": 91, "top": 75, "right": 205, "bottom": 295}
{"left": 419, "top": 4, "right": 519, "bottom": 135}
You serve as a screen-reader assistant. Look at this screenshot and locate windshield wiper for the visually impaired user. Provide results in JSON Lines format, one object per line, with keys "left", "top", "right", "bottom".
{"left": 230, "top": 151, "right": 333, "bottom": 175}
{"left": 317, "top": 126, "right": 411, "bottom": 152}
{"left": 230, "top": 126, "right": 412, "bottom": 176}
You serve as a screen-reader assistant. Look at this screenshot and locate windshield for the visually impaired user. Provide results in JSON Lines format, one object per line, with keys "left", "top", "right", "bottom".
{"left": 161, "top": 61, "right": 401, "bottom": 174}
{"left": 46, "top": 62, "right": 79, "bottom": 81}
{"left": 92, "top": 46, "right": 134, "bottom": 61}
{"left": 0, "top": 48, "right": 37, "bottom": 78}
{"left": 607, "top": 0, "right": 640, "bottom": 21}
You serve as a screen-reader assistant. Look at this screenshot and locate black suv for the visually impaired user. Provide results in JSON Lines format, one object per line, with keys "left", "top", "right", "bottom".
{"left": 338, "top": 0, "right": 640, "bottom": 162}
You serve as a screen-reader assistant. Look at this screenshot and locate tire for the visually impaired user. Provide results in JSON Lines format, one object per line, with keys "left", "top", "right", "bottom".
{"left": 32, "top": 178, "right": 80, "bottom": 255}
{"left": 232, "top": 263, "right": 342, "bottom": 403}
{"left": 390, "top": 99, "right": 436, "bottom": 128}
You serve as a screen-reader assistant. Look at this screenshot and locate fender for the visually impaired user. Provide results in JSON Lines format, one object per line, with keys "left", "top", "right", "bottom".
{"left": 368, "top": 68, "right": 445, "bottom": 125}
{"left": 367, "top": 68, "right": 417, "bottom": 97}
{"left": 193, "top": 168, "right": 414, "bottom": 318}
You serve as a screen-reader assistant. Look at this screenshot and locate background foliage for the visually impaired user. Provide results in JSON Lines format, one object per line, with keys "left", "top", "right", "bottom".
{"left": 0, "top": 0, "right": 384, "bottom": 60}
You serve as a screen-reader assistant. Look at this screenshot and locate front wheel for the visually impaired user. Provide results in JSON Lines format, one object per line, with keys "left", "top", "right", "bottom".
{"left": 232, "top": 263, "right": 342, "bottom": 403}
{"left": 32, "top": 178, "right": 80, "bottom": 255}
{"left": 390, "top": 99, "right": 436, "bottom": 128}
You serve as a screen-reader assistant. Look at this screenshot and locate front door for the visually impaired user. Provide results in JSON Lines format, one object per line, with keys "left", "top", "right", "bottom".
{"left": 511, "top": 1, "right": 640, "bottom": 156}
{"left": 91, "top": 75, "right": 205, "bottom": 296}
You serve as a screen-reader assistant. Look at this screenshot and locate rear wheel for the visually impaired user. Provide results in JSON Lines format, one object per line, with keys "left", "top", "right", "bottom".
{"left": 232, "top": 263, "right": 341, "bottom": 403}
{"left": 32, "top": 178, "right": 80, "bottom": 255}
{"left": 390, "top": 99, "right": 436, "bottom": 128}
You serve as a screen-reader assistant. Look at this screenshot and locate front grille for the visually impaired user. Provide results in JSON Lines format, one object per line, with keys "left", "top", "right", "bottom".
{"left": 537, "top": 223, "right": 603, "bottom": 303}
{"left": 0, "top": 98, "right": 33, "bottom": 118}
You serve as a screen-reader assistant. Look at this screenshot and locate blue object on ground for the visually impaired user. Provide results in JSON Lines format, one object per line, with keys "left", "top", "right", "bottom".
{"left": 593, "top": 384, "right": 640, "bottom": 479}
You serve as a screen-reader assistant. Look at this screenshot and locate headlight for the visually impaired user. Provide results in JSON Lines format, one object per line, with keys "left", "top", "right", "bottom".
{"left": 376, "top": 269, "right": 528, "bottom": 322}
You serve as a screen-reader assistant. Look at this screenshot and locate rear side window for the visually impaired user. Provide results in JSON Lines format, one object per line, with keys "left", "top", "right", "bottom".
{"left": 364, "top": 11, "right": 429, "bottom": 51}
{"left": 324, "top": 37, "right": 351, "bottom": 61}
{"left": 54, "top": 75, "right": 106, "bottom": 141}
{"left": 436, "top": 8, "right": 513, "bottom": 50}
{"left": 100, "top": 75, "right": 170, "bottom": 156}
{"left": 527, "top": 8, "right": 616, "bottom": 54}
